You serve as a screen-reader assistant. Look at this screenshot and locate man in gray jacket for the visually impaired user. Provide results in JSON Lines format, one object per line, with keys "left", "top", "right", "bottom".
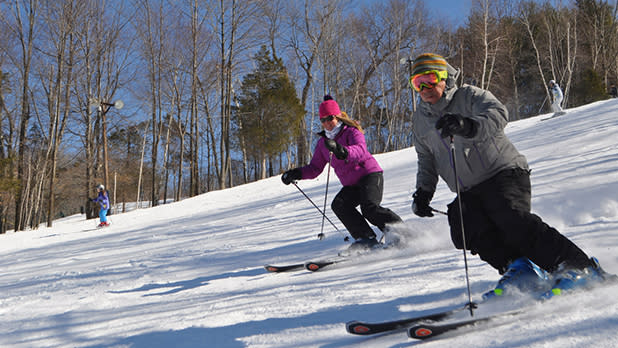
{"left": 409, "top": 53, "right": 611, "bottom": 298}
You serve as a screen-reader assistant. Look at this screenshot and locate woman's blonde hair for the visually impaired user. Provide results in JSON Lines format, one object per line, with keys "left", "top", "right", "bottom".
{"left": 335, "top": 111, "right": 364, "bottom": 134}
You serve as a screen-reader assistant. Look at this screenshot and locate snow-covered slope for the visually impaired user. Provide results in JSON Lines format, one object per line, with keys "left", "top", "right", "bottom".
{"left": 1, "top": 99, "right": 618, "bottom": 348}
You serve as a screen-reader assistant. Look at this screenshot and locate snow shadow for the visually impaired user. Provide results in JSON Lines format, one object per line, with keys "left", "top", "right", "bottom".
{"left": 86, "top": 289, "right": 465, "bottom": 348}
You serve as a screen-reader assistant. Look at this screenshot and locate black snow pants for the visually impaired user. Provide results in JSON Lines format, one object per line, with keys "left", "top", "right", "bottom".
{"left": 331, "top": 172, "right": 402, "bottom": 240}
{"left": 447, "top": 167, "right": 592, "bottom": 274}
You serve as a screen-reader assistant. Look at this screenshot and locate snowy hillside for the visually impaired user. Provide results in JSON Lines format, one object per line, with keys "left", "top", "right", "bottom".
{"left": 1, "top": 99, "right": 618, "bottom": 348}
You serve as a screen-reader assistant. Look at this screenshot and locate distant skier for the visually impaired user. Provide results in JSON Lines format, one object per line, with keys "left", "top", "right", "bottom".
{"left": 549, "top": 79, "right": 564, "bottom": 115}
{"left": 281, "top": 95, "right": 402, "bottom": 252}
{"left": 407, "top": 53, "right": 612, "bottom": 299}
{"left": 91, "top": 184, "right": 110, "bottom": 228}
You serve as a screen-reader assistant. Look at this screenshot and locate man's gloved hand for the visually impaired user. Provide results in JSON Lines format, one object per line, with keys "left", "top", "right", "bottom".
{"left": 435, "top": 113, "right": 478, "bottom": 138}
{"left": 281, "top": 168, "right": 302, "bottom": 185}
{"left": 324, "top": 139, "right": 348, "bottom": 160}
{"left": 412, "top": 188, "right": 434, "bottom": 217}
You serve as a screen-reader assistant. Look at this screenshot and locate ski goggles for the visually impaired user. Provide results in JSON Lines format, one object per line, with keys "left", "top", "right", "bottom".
{"left": 409, "top": 70, "right": 448, "bottom": 92}
{"left": 320, "top": 115, "right": 335, "bottom": 123}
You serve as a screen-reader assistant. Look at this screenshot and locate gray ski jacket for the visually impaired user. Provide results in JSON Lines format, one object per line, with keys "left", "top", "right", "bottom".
{"left": 412, "top": 66, "right": 528, "bottom": 195}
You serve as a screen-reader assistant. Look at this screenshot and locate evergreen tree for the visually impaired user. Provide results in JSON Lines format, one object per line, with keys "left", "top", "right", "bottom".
{"left": 573, "top": 68, "right": 608, "bottom": 105}
{"left": 236, "top": 46, "right": 305, "bottom": 179}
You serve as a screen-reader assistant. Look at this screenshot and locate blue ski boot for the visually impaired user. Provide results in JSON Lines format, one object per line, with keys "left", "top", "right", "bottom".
{"left": 542, "top": 257, "right": 617, "bottom": 299}
{"left": 483, "top": 257, "right": 551, "bottom": 301}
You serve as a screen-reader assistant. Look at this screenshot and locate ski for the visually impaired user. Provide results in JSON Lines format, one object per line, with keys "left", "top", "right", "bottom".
{"left": 541, "top": 111, "right": 567, "bottom": 121}
{"left": 266, "top": 242, "right": 389, "bottom": 273}
{"left": 264, "top": 263, "right": 305, "bottom": 273}
{"left": 264, "top": 257, "right": 344, "bottom": 273}
{"left": 304, "top": 259, "right": 344, "bottom": 272}
{"left": 407, "top": 309, "right": 522, "bottom": 340}
{"left": 346, "top": 304, "right": 471, "bottom": 335}
{"left": 348, "top": 262, "right": 617, "bottom": 338}
{"left": 264, "top": 258, "right": 344, "bottom": 273}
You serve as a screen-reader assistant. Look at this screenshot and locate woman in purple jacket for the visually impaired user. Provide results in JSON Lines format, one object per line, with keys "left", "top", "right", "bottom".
{"left": 282, "top": 95, "right": 402, "bottom": 250}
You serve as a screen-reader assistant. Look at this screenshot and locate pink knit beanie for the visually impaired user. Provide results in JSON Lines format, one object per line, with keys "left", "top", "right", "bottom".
{"left": 319, "top": 95, "right": 341, "bottom": 118}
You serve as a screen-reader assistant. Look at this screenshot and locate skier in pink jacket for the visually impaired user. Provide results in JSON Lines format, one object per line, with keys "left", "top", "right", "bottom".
{"left": 282, "top": 95, "right": 402, "bottom": 251}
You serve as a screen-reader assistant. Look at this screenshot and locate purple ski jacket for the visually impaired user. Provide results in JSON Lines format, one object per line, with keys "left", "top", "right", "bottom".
{"left": 300, "top": 125, "right": 382, "bottom": 186}
{"left": 93, "top": 190, "right": 110, "bottom": 210}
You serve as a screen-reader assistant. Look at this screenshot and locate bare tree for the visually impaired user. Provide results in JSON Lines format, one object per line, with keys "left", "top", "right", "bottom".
{"left": 169, "top": 64, "right": 188, "bottom": 201}
{"left": 519, "top": 1, "right": 554, "bottom": 108}
{"left": 4, "top": 0, "right": 39, "bottom": 231}
{"left": 285, "top": 0, "right": 340, "bottom": 166}
{"left": 461, "top": 0, "right": 506, "bottom": 91}
{"left": 38, "top": 0, "right": 84, "bottom": 226}
{"left": 72, "top": 0, "right": 133, "bottom": 218}
{"left": 345, "top": 0, "right": 427, "bottom": 151}
{"left": 135, "top": 0, "right": 168, "bottom": 206}
{"left": 0, "top": 6, "right": 19, "bottom": 231}
{"left": 576, "top": 0, "right": 618, "bottom": 87}
{"left": 206, "top": 0, "right": 258, "bottom": 189}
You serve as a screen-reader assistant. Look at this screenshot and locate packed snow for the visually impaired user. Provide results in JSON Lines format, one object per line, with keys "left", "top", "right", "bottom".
{"left": 1, "top": 99, "right": 618, "bottom": 348}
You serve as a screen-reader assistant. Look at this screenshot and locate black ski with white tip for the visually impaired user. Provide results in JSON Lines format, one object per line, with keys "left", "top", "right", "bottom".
{"left": 264, "top": 258, "right": 344, "bottom": 273}
{"left": 304, "top": 259, "right": 344, "bottom": 272}
{"left": 407, "top": 309, "right": 522, "bottom": 340}
{"left": 346, "top": 303, "right": 476, "bottom": 335}
{"left": 266, "top": 241, "right": 388, "bottom": 273}
{"left": 263, "top": 263, "right": 305, "bottom": 273}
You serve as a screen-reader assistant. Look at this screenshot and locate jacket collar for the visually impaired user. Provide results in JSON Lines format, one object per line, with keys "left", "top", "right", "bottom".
{"left": 317, "top": 124, "right": 347, "bottom": 139}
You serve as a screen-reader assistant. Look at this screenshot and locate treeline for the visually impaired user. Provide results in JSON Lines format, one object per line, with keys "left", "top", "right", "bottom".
{"left": 0, "top": 0, "right": 616, "bottom": 232}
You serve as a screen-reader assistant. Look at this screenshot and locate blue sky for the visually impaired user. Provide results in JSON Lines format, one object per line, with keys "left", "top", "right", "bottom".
{"left": 425, "top": 0, "right": 472, "bottom": 27}
{"left": 358, "top": 0, "right": 473, "bottom": 25}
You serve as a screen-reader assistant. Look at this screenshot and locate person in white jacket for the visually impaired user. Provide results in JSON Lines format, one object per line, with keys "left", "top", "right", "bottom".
{"left": 549, "top": 80, "right": 563, "bottom": 113}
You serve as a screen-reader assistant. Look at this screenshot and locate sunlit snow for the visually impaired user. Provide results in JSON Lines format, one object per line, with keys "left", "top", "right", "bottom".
{"left": 1, "top": 99, "right": 617, "bottom": 348}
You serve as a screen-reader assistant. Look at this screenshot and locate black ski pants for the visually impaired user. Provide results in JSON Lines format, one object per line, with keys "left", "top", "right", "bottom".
{"left": 447, "top": 167, "right": 592, "bottom": 274}
{"left": 331, "top": 172, "right": 402, "bottom": 240}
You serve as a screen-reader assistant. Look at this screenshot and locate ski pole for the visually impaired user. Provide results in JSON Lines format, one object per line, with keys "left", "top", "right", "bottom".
{"left": 317, "top": 152, "right": 333, "bottom": 240}
{"left": 449, "top": 135, "right": 475, "bottom": 316}
{"left": 538, "top": 96, "right": 547, "bottom": 114}
{"left": 291, "top": 182, "right": 348, "bottom": 241}
{"left": 431, "top": 207, "right": 448, "bottom": 215}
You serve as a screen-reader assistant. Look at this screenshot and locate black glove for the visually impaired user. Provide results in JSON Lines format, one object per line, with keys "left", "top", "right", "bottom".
{"left": 281, "top": 168, "right": 302, "bottom": 185}
{"left": 412, "top": 188, "right": 434, "bottom": 217}
{"left": 435, "top": 113, "right": 478, "bottom": 138}
{"left": 324, "top": 139, "right": 348, "bottom": 160}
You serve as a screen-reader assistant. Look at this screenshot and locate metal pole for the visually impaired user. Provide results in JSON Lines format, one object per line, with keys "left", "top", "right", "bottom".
{"left": 538, "top": 96, "right": 548, "bottom": 114}
{"left": 318, "top": 152, "right": 333, "bottom": 240}
{"left": 431, "top": 207, "right": 448, "bottom": 216}
{"left": 292, "top": 182, "right": 348, "bottom": 241}
{"left": 100, "top": 105, "right": 110, "bottom": 191}
{"left": 113, "top": 171, "right": 117, "bottom": 215}
{"left": 450, "top": 135, "right": 475, "bottom": 316}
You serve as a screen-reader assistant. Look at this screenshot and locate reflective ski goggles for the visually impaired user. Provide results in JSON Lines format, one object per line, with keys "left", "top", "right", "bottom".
{"left": 320, "top": 115, "right": 335, "bottom": 123}
{"left": 409, "top": 70, "right": 448, "bottom": 92}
